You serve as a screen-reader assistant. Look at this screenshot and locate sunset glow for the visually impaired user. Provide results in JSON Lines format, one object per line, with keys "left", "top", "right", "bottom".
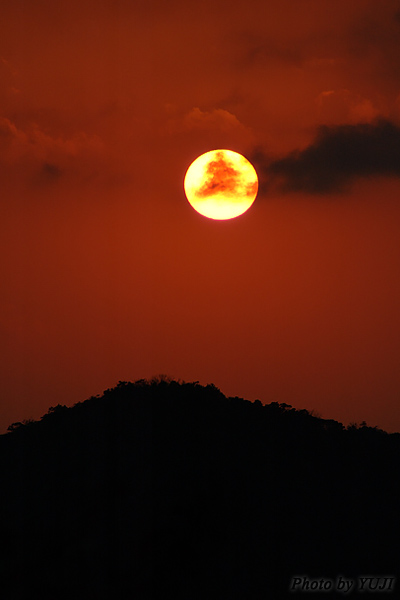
{"left": 2, "top": 0, "right": 400, "bottom": 435}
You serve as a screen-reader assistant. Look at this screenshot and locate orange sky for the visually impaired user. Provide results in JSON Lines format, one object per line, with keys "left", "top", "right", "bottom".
{"left": 2, "top": 0, "right": 400, "bottom": 432}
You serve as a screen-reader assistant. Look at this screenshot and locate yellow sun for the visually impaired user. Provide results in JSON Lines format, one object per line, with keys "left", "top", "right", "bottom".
{"left": 184, "top": 149, "right": 258, "bottom": 220}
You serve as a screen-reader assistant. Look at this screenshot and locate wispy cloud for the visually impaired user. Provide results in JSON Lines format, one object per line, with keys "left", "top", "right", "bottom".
{"left": 0, "top": 117, "right": 105, "bottom": 184}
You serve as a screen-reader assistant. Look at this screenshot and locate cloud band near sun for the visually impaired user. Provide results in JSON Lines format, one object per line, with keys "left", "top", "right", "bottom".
{"left": 255, "top": 119, "right": 400, "bottom": 194}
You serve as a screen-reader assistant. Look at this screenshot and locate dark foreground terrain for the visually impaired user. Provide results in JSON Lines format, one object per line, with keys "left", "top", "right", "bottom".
{"left": 0, "top": 378, "right": 399, "bottom": 599}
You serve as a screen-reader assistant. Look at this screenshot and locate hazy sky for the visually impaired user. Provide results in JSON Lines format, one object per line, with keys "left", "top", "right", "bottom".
{"left": 2, "top": 0, "right": 400, "bottom": 432}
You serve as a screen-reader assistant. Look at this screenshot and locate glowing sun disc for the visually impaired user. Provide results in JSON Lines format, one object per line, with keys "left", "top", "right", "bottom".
{"left": 184, "top": 149, "right": 258, "bottom": 220}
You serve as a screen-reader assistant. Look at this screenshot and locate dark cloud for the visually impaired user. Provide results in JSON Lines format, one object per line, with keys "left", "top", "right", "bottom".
{"left": 236, "top": 33, "right": 304, "bottom": 68}
{"left": 347, "top": 8, "right": 400, "bottom": 81}
{"left": 257, "top": 120, "right": 400, "bottom": 194}
{"left": 42, "top": 162, "right": 62, "bottom": 179}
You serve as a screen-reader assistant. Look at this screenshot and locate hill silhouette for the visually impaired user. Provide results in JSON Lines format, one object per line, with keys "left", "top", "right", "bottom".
{"left": 0, "top": 377, "right": 399, "bottom": 599}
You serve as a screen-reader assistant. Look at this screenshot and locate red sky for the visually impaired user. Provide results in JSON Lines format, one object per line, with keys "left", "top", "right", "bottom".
{"left": 2, "top": 0, "right": 400, "bottom": 432}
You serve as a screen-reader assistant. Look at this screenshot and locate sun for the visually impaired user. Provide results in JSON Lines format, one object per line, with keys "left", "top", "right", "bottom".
{"left": 184, "top": 149, "right": 258, "bottom": 220}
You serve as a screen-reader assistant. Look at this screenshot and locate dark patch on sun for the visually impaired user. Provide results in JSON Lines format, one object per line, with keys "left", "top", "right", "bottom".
{"left": 195, "top": 152, "right": 241, "bottom": 197}
{"left": 245, "top": 181, "right": 258, "bottom": 196}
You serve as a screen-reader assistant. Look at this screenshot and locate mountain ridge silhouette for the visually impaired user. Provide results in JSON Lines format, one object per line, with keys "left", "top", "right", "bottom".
{"left": 1, "top": 377, "right": 399, "bottom": 599}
